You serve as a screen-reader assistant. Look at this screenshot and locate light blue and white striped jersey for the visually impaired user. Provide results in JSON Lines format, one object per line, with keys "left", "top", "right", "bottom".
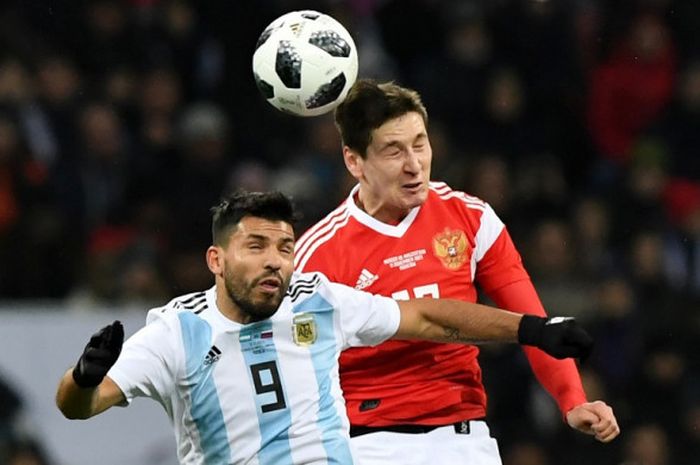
{"left": 107, "top": 271, "right": 400, "bottom": 465}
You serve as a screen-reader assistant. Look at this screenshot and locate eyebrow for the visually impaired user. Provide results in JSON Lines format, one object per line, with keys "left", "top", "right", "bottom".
{"left": 245, "top": 234, "right": 295, "bottom": 245}
{"left": 378, "top": 133, "right": 428, "bottom": 152}
{"left": 245, "top": 234, "right": 270, "bottom": 242}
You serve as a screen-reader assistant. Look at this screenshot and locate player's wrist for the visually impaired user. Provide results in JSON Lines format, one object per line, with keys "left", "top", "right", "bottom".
{"left": 72, "top": 362, "right": 103, "bottom": 388}
{"left": 517, "top": 314, "right": 545, "bottom": 346}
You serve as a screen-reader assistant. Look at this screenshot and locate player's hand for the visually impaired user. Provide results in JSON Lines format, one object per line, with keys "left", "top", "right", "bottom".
{"left": 517, "top": 315, "right": 593, "bottom": 360}
{"left": 566, "top": 401, "right": 620, "bottom": 442}
{"left": 72, "top": 321, "right": 124, "bottom": 388}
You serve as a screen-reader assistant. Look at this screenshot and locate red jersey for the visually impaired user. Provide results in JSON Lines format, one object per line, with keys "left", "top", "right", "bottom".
{"left": 295, "top": 182, "right": 586, "bottom": 426}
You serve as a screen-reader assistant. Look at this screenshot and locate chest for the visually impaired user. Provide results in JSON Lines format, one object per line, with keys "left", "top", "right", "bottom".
{"left": 174, "top": 311, "right": 347, "bottom": 464}
{"left": 337, "top": 220, "right": 478, "bottom": 300}
{"left": 180, "top": 313, "right": 341, "bottom": 423}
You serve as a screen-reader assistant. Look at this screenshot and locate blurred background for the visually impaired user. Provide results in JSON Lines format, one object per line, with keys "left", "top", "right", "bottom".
{"left": 0, "top": 0, "right": 699, "bottom": 464}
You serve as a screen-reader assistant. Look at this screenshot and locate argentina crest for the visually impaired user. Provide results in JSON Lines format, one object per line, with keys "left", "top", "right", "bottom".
{"left": 292, "top": 313, "right": 317, "bottom": 346}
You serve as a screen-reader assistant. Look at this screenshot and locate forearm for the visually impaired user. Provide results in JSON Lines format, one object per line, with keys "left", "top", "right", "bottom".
{"left": 57, "top": 321, "right": 126, "bottom": 420}
{"left": 395, "top": 298, "right": 522, "bottom": 343}
{"left": 524, "top": 347, "right": 587, "bottom": 415}
{"left": 394, "top": 297, "right": 593, "bottom": 360}
{"left": 56, "top": 368, "right": 101, "bottom": 419}
{"left": 488, "top": 280, "right": 587, "bottom": 413}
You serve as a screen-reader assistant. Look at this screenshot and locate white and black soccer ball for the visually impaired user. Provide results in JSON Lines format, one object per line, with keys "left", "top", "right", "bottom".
{"left": 252, "top": 10, "right": 358, "bottom": 117}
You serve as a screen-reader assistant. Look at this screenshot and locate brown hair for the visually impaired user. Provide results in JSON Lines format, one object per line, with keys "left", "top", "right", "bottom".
{"left": 334, "top": 79, "right": 428, "bottom": 158}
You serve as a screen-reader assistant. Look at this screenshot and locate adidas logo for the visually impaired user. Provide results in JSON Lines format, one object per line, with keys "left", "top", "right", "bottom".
{"left": 289, "top": 22, "right": 303, "bottom": 36}
{"left": 354, "top": 269, "right": 378, "bottom": 290}
{"left": 203, "top": 345, "right": 222, "bottom": 366}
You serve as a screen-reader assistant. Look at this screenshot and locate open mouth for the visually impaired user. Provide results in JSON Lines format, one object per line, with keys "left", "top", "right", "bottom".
{"left": 403, "top": 182, "right": 423, "bottom": 192}
{"left": 257, "top": 277, "right": 281, "bottom": 292}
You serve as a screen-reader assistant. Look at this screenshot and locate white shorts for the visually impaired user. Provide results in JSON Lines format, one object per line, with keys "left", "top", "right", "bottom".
{"left": 349, "top": 420, "right": 503, "bottom": 465}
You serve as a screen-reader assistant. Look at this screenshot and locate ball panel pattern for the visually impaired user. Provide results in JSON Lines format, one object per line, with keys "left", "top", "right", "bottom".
{"left": 306, "top": 73, "right": 346, "bottom": 109}
{"left": 300, "top": 12, "right": 320, "bottom": 20}
{"left": 253, "top": 74, "right": 275, "bottom": 99}
{"left": 308, "top": 30, "right": 352, "bottom": 58}
{"left": 255, "top": 26, "right": 276, "bottom": 51}
{"left": 252, "top": 10, "right": 357, "bottom": 116}
{"left": 275, "top": 41, "right": 302, "bottom": 89}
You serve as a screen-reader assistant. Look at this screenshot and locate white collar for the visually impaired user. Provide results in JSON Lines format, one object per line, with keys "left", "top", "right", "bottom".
{"left": 345, "top": 184, "right": 421, "bottom": 238}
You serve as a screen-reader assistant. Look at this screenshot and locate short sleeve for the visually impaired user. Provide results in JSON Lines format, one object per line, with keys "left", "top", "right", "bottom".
{"left": 322, "top": 279, "right": 401, "bottom": 348}
{"left": 107, "top": 311, "right": 180, "bottom": 405}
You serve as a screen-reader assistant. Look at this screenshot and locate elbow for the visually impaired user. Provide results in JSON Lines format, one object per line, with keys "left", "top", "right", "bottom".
{"left": 57, "top": 404, "right": 93, "bottom": 420}
{"left": 56, "top": 394, "right": 95, "bottom": 420}
{"left": 60, "top": 410, "right": 85, "bottom": 420}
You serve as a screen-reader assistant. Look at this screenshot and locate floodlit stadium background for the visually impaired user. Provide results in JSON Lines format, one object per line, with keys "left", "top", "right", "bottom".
{"left": 1, "top": 1, "right": 699, "bottom": 464}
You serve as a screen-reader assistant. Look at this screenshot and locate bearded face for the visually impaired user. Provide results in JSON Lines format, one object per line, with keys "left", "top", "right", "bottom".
{"left": 208, "top": 216, "right": 296, "bottom": 324}
{"left": 223, "top": 264, "right": 291, "bottom": 322}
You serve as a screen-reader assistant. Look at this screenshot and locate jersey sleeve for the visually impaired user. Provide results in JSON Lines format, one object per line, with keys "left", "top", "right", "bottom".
{"left": 107, "top": 310, "right": 181, "bottom": 405}
{"left": 474, "top": 206, "right": 587, "bottom": 415}
{"left": 319, "top": 276, "right": 401, "bottom": 348}
{"left": 475, "top": 223, "right": 531, "bottom": 294}
{"left": 486, "top": 265, "right": 588, "bottom": 416}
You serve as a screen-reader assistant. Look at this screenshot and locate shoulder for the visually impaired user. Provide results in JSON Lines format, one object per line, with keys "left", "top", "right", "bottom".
{"left": 145, "top": 290, "right": 211, "bottom": 327}
{"left": 287, "top": 271, "right": 325, "bottom": 304}
{"left": 287, "top": 271, "right": 362, "bottom": 308}
{"left": 428, "top": 181, "right": 489, "bottom": 212}
{"left": 297, "top": 201, "right": 351, "bottom": 246}
{"left": 428, "top": 181, "right": 504, "bottom": 226}
{"left": 295, "top": 201, "right": 350, "bottom": 268}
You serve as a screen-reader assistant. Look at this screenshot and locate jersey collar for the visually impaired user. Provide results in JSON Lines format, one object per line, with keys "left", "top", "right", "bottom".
{"left": 346, "top": 184, "right": 421, "bottom": 238}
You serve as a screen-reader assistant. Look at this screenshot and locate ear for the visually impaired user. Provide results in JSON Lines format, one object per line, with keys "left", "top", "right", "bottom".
{"left": 206, "top": 246, "right": 223, "bottom": 275}
{"left": 343, "top": 146, "right": 364, "bottom": 180}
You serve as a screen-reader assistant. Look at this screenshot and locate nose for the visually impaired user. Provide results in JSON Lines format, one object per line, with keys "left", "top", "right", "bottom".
{"left": 404, "top": 148, "right": 422, "bottom": 173}
{"left": 264, "top": 248, "right": 284, "bottom": 271}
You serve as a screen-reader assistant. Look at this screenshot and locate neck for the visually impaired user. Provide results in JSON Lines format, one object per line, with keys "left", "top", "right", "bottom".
{"left": 215, "top": 282, "right": 249, "bottom": 324}
{"left": 355, "top": 189, "right": 409, "bottom": 225}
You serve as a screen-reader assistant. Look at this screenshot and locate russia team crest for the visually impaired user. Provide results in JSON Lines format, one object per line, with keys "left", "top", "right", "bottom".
{"left": 432, "top": 228, "right": 469, "bottom": 270}
{"left": 292, "top": 313, "right": 317, "bottom": 346}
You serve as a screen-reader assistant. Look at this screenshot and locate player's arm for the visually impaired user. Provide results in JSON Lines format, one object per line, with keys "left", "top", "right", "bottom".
{"left": 393, "top": 298, "right": 593, "bottom": 360}
{"left": 477, "top": 228, "right": 591, "bottom": 404}
{"left": 56, "top": 321, "right": 126, "bottom": 419}
{"left": 489, "top": 280, "right": 620, "bottom": 442}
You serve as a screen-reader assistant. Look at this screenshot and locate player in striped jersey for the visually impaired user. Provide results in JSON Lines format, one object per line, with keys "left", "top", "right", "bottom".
{"left": 56, "top": 190, "right": 593, "bottom": 465}
{"left": 295, "top": 80, "right": 620, "bottom": 464}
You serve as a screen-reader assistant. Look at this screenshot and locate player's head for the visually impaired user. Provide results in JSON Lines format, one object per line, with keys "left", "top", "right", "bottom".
{"left": 207, "top": 190, "right": 297, "bottom": 323}
{"left": 334, "top": 79, "right": 432, "bottom": 222}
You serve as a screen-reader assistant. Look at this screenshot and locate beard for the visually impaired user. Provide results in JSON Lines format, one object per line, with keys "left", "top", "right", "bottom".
{"left": 223, "top": 268, "right": 289, "bottom": 322}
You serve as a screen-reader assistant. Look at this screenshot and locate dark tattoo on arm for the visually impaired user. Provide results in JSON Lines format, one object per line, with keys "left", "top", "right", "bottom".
{"left": 443, "top": 326, "right": 473, "bottom": 343}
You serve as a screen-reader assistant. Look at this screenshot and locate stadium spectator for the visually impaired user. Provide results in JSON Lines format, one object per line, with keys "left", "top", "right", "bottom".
{"left": 586, "top": 11, "right": 676, "bottom": 172}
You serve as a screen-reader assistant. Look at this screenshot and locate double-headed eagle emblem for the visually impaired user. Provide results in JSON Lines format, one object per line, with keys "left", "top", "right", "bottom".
{"left": 432, "top": 228, "right": 469, "bottom": 270}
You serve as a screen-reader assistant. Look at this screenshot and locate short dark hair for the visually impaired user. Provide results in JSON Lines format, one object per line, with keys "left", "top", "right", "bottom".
{"left": 211, "top": 190, "right": 297, "bottom": 246}
{"left": 334, "top": 79, "right": 428, "bottom": 158}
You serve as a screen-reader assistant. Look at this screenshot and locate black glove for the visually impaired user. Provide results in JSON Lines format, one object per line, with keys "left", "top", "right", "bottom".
{"left": 517, "top": 315, "right": 593, "bottom": 360}
{"left": 72, "top": 321, "right": 124, "bottom": 388}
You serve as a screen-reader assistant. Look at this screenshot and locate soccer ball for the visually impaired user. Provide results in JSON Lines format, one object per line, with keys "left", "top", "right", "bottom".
{"left": 252, "top": 10, "right": 358, "bottom": 117}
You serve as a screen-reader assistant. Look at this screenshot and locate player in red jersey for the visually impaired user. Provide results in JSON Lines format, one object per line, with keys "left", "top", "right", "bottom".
{"left": 295, "top": 80, "right": 620, "bottom": 464}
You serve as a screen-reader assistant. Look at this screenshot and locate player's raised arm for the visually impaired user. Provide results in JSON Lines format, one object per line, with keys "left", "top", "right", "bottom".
{"left": 394, "top": 298, "right": 593, "bottom": 360}
{"left": 56, "top": 321, "right": 126, "bottom": 419}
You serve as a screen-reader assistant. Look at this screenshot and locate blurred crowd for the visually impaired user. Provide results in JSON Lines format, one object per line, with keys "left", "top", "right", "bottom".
{"left": 0, "top": 0, "right": 699, "bottom": 464}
